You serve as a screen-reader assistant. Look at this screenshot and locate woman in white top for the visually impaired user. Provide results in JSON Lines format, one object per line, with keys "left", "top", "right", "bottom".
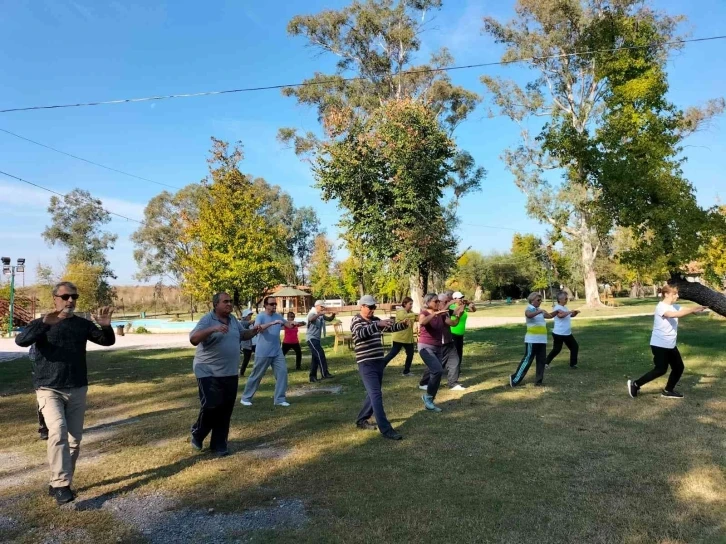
{"left": 627, "top": 285, "right": 705, "bottom": 399}
{"left": 510, "top": 292, "right": 555, "bottom": 387}
{"left": 545, "top": 292, "right": 581, "bottom": 369}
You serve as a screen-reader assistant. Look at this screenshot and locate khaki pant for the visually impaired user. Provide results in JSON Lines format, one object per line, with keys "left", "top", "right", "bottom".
{"left": 36, "top": 386, "right": 87, "bottom": 488}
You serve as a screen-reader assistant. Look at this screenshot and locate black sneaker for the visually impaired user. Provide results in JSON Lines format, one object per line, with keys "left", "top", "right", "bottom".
{"left": 356, "top": 420, "right": 377, "bottom": 431}
{"left": 534, "top": 382, "right": 544, "bottom": 387}
{"left": 322, "top": 374, "right": 334, "bottom": 379}
{"left": 661, "top": 389, "right": 684, "bottom": 399}
{"left": 191, "top": 436, "right": 203, "bottom": 451}
{"left": 570, "top": 365, "right": 578, "bottom": 369}
{"left": 52, "top": 486, "right": 75, "bottom": 505}
{"left": 627, "top": 380, "right": 639, "bottom": 398}
{"left": 39, "top": 430, "right": 49, "bottom": 440}
{"left": 544, "top": 364, "right": 550, "bottom": 370}
{"left": 382, "top": 429, "right": 403, "bottom": 440}
{"left": 309, "top": 377, "right": 318, "bottom": 383}
{"left": 213, "top": 449, "right": 230, "bottom": 457}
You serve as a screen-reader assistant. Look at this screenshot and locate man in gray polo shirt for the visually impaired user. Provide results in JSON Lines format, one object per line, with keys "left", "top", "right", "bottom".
{"left": 189, "top": 292, "right": 259, "bottom": 456}
{"left": 306, "top": 300, "right": 336, "bottom": 382}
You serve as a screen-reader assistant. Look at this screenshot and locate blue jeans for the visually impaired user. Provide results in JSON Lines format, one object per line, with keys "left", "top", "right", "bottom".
{"left": 356, "top": 359, "right": 392, "bottom": 434}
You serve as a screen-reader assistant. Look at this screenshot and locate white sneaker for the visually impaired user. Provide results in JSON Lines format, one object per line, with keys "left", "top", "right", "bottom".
{"left": 275, "top": 401, "right": 291, "bottom": 407}
{"left": 418, "top": 385, "right": 428, "bottom": 391}
{"left": 450, "top": 384, "right": 467, "bottom": 391}
{"left": 240, "top": 400, "right": 252, "bottom": 406}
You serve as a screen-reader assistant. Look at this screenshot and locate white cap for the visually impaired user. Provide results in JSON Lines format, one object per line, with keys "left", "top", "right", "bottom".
{"left": 359, "top": 294, "right": 377, "bottom": 306}
{"left": 453, "top": 291, "right": 464, "bottom": 300}
{"left": 314, "top": 300, "right": 326, "bottom": 307}
{"left": 242, "top": 309, "right": 253, "bottom": 317}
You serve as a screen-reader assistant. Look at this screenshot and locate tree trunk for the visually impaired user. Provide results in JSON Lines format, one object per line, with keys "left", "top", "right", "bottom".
{"left": 668, "top": 273, "right": 726, "bottom": 317}
{"left": 474, "top": 285, "right": 482, "bottom": 302}
{"left": 582, "top": 239, "right": 603, "bottom": 307}
{"left": 409, "top": 273, "right": 424, "bottom": 313}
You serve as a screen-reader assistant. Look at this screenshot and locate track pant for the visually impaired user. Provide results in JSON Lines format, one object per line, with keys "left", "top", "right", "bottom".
{"left": 36, "top": 386, "right": 87, "bottom": 488}
{"left": 634, "top": 346, "right": 685, "bottom": 392}
{"left": 356, "top": 359, "right": 392, "bottom": 434}
{"left": 307, "top": 338, "right": 330, "bottom": 379}
{"left": 282, "top": 342, "right": 302, "bottom": 370}
{"left": 382, "top": 341, "right": 415, "bottom": 373}
{"left": 241, "top": 353, "right": 288, "bottom": 405}
{"left": 511, "top": 343, "right": 547, "bottom": 386}
{"left": 191, "top": 375, "right": 238, "bottom": 452}
{"left": 452, "top": 333, "right": 464, "bottom": 369}
{"left": 420, "top": 342, "right": 460, "bottom": 388}
{"left": 546, "top": 333, "right": 579, "bottom": 367}
{"left": 240, "top": 347, "right": 255, "bottom": 376}
{"left": 417, "top": 344, "right": 443, "bottom": 399}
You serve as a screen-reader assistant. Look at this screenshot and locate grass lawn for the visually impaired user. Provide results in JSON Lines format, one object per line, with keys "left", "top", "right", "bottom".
{"left": 1, "top": 315, "right": 724, "bottom": 543}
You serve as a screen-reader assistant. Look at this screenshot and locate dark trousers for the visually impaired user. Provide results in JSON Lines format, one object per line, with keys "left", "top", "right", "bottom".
{"left": 511, "top": 343, "right": 547, "bottom": 386}
{"left": 191, "top": 375, "right": 238, "bottom": 452}
{"left": 635, "top": 346, "right": 685, "bottom": 392}
{"left": 546, "top": 333, "right": 579, "bottom": 367}
{"left": 417, "top": 345, "right": 443, "bottom": 399}
{"left": 308, "top": 338, "right": 330, "bottom": 379}
{"left": 452, "top": 333, "right": 464, "bottom": 368}
{"left": 420, "top": 342, "right": 460, "bottom": 388}
{"left": 38, "top": 404, "right": 48, "bottom": 437}
{"left": 240, "top": 347, "right": 255, "bottom": 376}
{"left": 282, "top": 342, "right": 302, "bottom": 369}
{"left": 383, "top": 341, "right": 415, "bottom": 373}
{"left": 356, "top": 359, "right": 392, "bottom": 434}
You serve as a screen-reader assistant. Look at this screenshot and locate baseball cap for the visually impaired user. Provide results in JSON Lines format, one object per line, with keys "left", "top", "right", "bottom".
{"left": 314, "top": 300, "right": 326, "bottom": 307}
{"left": 242, "top": 309, "right": 253, "bottom": 317}
{"left": 452, "top": 292, "right": 464, "bottom": 300}
{"left": 359, "top": 294, "right": 377, "bottom": 306}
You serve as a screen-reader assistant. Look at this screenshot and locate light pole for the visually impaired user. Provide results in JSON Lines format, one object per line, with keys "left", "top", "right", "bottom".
{"left": 2, "top": 257, "right": 25, "bottom": 337}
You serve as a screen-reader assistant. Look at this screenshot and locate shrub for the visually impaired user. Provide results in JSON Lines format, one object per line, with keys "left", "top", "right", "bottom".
{"left": 134, "top": 326, "right": 152, "bottom": 334}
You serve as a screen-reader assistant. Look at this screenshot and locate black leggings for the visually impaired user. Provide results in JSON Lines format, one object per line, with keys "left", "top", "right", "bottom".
{"left": 546, "top": 333, "right": 579, "bottom": 367}
{"left": 382, "top": 341, "right": 415, "bottom": 373}
{"left": 634, "top": 346, "right": 684, "bottom": 392}
{"left": 240, "top": 347, "right": 255, "bottom": 376}
{"left": 282, "top": 342, "right": 302, "bottom": 369}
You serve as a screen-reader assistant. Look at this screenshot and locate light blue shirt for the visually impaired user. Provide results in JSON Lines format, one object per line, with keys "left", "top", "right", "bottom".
{"left": 254, "top": 312, "right": 284, "bottom": 359}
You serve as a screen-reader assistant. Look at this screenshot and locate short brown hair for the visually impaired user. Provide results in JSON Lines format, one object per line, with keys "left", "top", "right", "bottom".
{"left": 660, "top": 285, "right": 679, "bottom": 296}
{"left": 401, "top": 297, "right": 413, "bottom": 306}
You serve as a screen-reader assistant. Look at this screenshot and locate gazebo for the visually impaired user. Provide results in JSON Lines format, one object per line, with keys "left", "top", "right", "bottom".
{"left": 269, "top": 285, "right": 313, "bottom": 315}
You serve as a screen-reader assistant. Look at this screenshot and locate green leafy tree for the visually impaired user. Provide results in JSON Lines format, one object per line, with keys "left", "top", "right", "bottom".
{"left": 61, "top": 262, "right": 104, "bottom": 312}
{"left": 181, "top": 139, "right": 286, "bottom": 305}
{"left": 33, "top": 263, "right": 57, "bottom": 309}
{"left": 42, "top": 188, "right": 117, "bottom": 304}
{"left": 281, "top": 0, "right": 484, "bottom": 309}
{"left": 309, "top": 234, "right": 343, "bottom": 299}
{"left": 701, "top": 206, "right": 726, "bottom": 289}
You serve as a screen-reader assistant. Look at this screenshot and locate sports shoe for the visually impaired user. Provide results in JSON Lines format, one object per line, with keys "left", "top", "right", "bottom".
{"left": 661, "top": 389, "right": 684, "bottom": 399}
{"left": 449, "top": 384, "right": 466, "bottom": 391}
{"left": 418, "top": 385, "right": 428, "bottom": 391}
{"left": 422, "top": 394, "right": 442, "bottom": 412}
{"left": 275, "top": 401, "right": 291, "bottom": 407}
{"left": 382, "top": 429, "right": 403, "bottom": 440}
{"left": 627, "top": 380, "right": 639, "bottom": 398}
{"left": 213, "top": 449, "right": 230, "bottom": 457}
{"left": 309, "top": 376, "right": 318, "bottom": 383}
{"left": 190, "top": 436, "right": 203, "bottom": 451}
{"left": 322, "top": 374, "right": 334, "bottom": 379}
{"left": 509, "top": 375, "right": 515, "bottom": 388}
{"left": 402, "top": 372, "right": 413, "bottom": 377}
{"left": 570, "top": 365, "right": 578, "bottom": 369}
{"left": 39, "top": 430, "right": 49, "bottom": 441}
{"left": 51, "top": 486, "right": 75, "bottom": 505}
{"left": 356, "top": 420, "right": 377, "bottom": 431}
{"left": 545, "top": 364, "right": 550, "bottom": 370}
{"left": 240, "top": 400, "right": 252, "bottom": 406}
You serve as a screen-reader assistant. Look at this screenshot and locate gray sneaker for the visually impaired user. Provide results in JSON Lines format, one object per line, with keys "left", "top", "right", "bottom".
{"left": 422, "top": 394, "right": 442, "bottom": 412}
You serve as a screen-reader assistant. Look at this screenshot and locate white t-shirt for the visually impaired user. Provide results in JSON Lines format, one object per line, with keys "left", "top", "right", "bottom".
{"left": 552, "top": 304, "right": 572, "bottom": 335}
{"left": 524, "top": 304, "right": 547, "bottom": 344}
{"left": 650, "top": 302, "right": 679, "bottom": 349}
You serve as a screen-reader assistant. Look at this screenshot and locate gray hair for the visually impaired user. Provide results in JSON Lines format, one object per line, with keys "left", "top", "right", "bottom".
{"left": 527, "top": 292, "right": 542, "bottom": 303}
{"left": 443, "top": 290, "right": 454, "bottom": 297}
{"left": 438, "top": 293, "right": 449, "bottom": 302}
{"left": 556, "top": 291, "right": 568, "bottom": 303}
{"left": 423, "top": 293, "right": 439, "bottom": 306}
{"left": 212, "top": 292, "right": 228, "bottom": 307}
{"left": 52, "top": 281, "right": 77, "bottom": 296}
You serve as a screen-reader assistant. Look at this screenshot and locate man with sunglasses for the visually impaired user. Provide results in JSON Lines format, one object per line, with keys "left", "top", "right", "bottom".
{"left": 189, "top": 292, "right": 260, "bottom": 457}
{"left": 240, "top": 296, "right": 296, "bottom": 407}
{"left": 15, "top": 281, "right": 115, "bottom": 505}
{"left": 351, "top": 295, "right": 411, "bottom": 440}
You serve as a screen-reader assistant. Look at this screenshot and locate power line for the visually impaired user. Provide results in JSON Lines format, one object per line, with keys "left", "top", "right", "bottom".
{"left": 1, "top": 35, "right": 724, "bottom": 114}
{"left": 0, "top": 128, "right": 180, "bottom": 190}
{"left": 0, "top": 169, "right": 144, "bottom": 224}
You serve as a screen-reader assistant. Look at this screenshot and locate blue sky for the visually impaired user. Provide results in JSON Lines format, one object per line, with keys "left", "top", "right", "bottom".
{"left": 1, "top": 0, "right": 724, "bottom": 285}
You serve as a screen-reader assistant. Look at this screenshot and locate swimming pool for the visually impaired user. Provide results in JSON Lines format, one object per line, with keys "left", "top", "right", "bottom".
{"left": 110, "top": 318, "right": 199, "bottom": 331}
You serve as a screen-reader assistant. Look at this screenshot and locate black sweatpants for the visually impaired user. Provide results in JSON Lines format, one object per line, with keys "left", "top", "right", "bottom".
{"left": 38, "top": 403, "right": 48, "bottom": 437}
{"left": 240, "top": 347, "right": 255, "bottom": 376}
{"left": 420, "top": 342, "right": 460, "bottom": 388}
{"left": 308, "top": 338, "right": 330, "bottom": 379}
{"left": 634, "top": 346, "right": 685, "bottom": 392}
{"left": 546, "top": 333, "right": 579, "bottom": 367}
{"left": 452, "top": 333, "right": 464, "bottom": 369}
{"left": 191, "top": 375, "right": 238, "bottom": 452}
{"left": 511, "top": 343, "right": 547, "bottom": 386}
{"left": 356, "top": 359, "right": 393, "bottom": 434}
{"left": 382, "top": 341, "right": 415, "bottom": 373}
{"left": 282, "top": 342, "right": 302, "bottom": 370}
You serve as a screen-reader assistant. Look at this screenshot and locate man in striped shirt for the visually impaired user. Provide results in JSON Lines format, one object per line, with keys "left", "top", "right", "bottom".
{"left": 352, "top": 295, "right": 411, "bottom": 440}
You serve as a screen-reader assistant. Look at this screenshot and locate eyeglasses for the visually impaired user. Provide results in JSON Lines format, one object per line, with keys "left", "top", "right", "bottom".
{"left": 364, "top": 304, "right": 377, "bottom": 310}
{"left": 54, "top": 294, "right": 79, "bottom": 301}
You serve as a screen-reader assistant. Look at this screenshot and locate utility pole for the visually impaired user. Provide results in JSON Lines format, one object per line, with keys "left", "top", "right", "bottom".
{"left": 2, "top": 257, "right": 25, "bottom": 337}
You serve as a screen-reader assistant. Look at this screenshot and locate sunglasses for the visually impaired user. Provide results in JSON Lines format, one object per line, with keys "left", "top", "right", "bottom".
{"left": 364, "top": 304, "right": 377, "bottom": 310}
{"left": 55, "top": 294, "right": 79, "bottom": 301}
